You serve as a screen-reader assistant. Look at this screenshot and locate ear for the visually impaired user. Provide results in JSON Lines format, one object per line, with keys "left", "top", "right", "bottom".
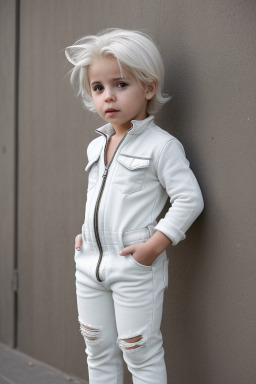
{"left": 145, "top": 80, "right": 157, "bottom": 100}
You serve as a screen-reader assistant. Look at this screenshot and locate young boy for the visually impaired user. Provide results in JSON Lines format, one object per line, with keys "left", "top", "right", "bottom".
{"left": 66, "top": 28, "right": 204, "bottom": 384}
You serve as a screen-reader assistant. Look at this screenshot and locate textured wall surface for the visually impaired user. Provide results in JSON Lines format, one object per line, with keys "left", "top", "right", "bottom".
{"left": 1, "top": 1, "right": 256, "bottom": 383}
{"left": 0, "top": 0, "right": 16, "bottom": 346}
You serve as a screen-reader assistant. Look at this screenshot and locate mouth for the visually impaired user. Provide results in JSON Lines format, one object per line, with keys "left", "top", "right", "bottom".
{"left": 105, "top": 108, "right": 119, "bottom": 114}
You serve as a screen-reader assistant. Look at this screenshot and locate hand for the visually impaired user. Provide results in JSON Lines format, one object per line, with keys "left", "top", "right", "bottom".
{"left": 75, "top": 233, "right": 82, "bottom": 251}
{"left": 119, "top": 230, "right": 172, "bottom": 266}
{"left": 119, "top": 242, "right": 158, "bottom": 266}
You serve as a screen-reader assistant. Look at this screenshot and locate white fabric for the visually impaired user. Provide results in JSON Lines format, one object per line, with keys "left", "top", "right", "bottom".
{"left": 84, "top": 115, "right": 204, "bottom": 247}
{"left": 75, "top": 233, "right": 168, "bottom": 384}
{"left": 75, "top": 115, "right": 204, "bottom": 383}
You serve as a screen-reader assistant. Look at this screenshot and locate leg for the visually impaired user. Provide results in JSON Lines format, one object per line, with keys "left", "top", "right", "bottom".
{"left": 76, "top": 278, "right": 123, "bottom": 384}
{"left": 112, "top": 256, "right": 168, "bottom": 384}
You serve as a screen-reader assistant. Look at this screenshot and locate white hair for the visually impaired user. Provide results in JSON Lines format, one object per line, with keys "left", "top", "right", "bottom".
{"left": 65, "top": 29, "right": 170, "bottom": 115}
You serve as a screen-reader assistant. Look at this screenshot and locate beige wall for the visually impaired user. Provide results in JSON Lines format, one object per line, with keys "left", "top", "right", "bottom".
{"left": 1, "top": 1, "right": 256, "bottom": 383}
{"left": 0, "top": 0, "right": 16, "bottom": 346}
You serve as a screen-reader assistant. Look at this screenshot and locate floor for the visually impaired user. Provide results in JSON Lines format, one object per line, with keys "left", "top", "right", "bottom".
{"left": 0, "top": 343, "right": 88, "bottom": 384}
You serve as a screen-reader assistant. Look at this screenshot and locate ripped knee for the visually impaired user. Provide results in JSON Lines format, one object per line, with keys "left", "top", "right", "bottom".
{"left": 117, "top": 334, "right": 147, "bottom": 352}
{"left": 78, "top": 318, "right": 103, "bottom": 344}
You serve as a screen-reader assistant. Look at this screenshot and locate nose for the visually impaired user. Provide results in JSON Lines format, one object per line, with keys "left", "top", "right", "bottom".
{"left": 104, "top": 87, "right": 116, "bottom": 102}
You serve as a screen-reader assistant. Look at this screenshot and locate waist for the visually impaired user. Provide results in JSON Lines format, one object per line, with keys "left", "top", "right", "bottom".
{"left": 82, "top": 224, "right": 156, "bottom": 248}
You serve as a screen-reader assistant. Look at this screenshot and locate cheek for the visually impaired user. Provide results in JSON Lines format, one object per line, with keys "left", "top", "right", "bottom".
{"left": 92, "top": 97, "right": 101, "bottom": 109}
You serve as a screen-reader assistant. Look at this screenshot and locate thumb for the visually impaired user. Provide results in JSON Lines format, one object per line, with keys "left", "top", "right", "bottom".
{"left": 119, "top": 245, "right": 134, "bottom": 256}
{"left": 75, "top": 234, "right": 82, "bottom": 250}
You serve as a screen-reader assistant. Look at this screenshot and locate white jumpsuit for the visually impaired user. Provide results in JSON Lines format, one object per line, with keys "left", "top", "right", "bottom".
{"left": 75, "top": 115, "right": 204, "bottom": 384}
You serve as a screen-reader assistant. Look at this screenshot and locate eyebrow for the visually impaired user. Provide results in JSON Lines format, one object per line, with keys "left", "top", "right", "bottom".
{"left": 90, "top": 77, "right": 128, "bottom": 86}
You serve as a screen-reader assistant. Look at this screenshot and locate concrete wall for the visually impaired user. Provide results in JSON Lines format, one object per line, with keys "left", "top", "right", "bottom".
{"left": 0, "top": 0, "right": 16, "bottom": 346}
{"left": 1, "top": 1, "right": 256, "bottom": 383}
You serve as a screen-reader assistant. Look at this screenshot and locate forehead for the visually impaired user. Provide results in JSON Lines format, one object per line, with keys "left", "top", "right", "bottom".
{"left": 88, "top": 56, "right": 133, "bottom": 82}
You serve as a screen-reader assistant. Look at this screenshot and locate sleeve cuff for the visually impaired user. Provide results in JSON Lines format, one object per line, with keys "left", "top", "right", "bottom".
{"left": 155, "top": 219, "right": 186, "bottom": 246}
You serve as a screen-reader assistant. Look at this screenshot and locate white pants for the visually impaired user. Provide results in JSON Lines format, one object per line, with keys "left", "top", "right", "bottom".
{"left": 75, "top": 227, "right": 169, "bottom": 384}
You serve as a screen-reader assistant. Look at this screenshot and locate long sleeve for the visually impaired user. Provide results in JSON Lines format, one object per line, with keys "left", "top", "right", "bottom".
{"left": 154, "top": 138, "right": 204, "bottom": 245}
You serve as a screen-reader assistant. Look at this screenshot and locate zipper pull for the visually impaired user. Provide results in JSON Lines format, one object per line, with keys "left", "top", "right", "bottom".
{"left": 102, "top": 167, "right": 108, "bottom": 178}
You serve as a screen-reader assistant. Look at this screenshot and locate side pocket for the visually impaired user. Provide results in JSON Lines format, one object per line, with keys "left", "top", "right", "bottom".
{"left": 163, "top": 259, "right": 169, "bottom": 289}
{"left": 74, "top": 243, "right": 82, "bottom": 261}
{"left": 74, "top": 247, "right": 79, "bottom": 261}
{"left": 128, "top": 254, "right": 152, "bottom": 271}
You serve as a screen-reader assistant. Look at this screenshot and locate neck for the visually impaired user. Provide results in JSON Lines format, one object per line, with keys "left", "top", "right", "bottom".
{"left": 112, "top": 123, "right": 132, "bottom": 137}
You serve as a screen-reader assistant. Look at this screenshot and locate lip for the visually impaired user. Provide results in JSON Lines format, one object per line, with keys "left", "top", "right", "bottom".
{"left": 105, "top": 108, "right": 119, "bottom": 115}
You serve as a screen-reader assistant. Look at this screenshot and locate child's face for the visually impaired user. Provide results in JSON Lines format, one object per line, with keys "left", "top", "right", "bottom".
{"left": 88, "top": 56, "right": 155, "bottom": 132}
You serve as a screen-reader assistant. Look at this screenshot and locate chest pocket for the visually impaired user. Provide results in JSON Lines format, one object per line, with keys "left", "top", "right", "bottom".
{"left": 85, "top": 153, "right": 101, "bottom": 191}
{"left": 114, "top": 154, "right": 150, "bottom": 194}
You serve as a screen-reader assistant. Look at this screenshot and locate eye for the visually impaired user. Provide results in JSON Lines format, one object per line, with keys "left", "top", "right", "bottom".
{"left": 92, "top": 84, "right": 104, "bottom": 92}
{"left": 116, "top": 82, "right": 128, "bottom": 88}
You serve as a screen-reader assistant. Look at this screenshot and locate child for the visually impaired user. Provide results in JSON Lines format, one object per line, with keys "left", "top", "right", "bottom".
{"left": 65, "top": 29, "right": 204, "bottom": 384}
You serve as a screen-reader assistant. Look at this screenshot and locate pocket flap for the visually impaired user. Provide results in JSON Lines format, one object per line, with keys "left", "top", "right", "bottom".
{"left": 117, "top": 154, "right": 150, "bottom": 170}
{"left": 85, "top": 153, "right": 100, "bottom": 172}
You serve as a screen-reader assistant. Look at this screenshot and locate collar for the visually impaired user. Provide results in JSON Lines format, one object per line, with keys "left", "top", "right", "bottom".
{"left": 95, "top": 115, "right": 155, "bottom": 138}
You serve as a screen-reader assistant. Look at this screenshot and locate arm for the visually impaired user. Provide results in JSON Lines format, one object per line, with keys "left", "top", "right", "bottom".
{"left": 120, "top": 138, "right": 204, "bottom": 265}
{"left": 154, "top": 138, "right": 204, "bottom": 245}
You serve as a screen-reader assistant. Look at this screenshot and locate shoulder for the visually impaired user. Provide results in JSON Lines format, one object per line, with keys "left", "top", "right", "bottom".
{"left": 149, "top": 123, "right": 175, "bottom": 139}
{"left": 147, "top": 123, "right": 178, "bottom": 146}
{"left": 87, "top": 135, "right": 104, "bottom": 159}
{"left": 146, "top": 122, "right": 185, "bottom": 157}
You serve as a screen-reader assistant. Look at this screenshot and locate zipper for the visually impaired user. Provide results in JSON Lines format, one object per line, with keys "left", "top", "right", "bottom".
{"left": 94, "top": 128, "right": 131, "bottom": 282}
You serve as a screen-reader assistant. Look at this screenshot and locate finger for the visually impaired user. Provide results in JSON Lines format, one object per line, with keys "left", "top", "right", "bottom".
{"left": 75, "top": 234, "right": 82, "bottom": 250}
{"left": 119, "top": 245, "right": 134, "bottom": 256}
